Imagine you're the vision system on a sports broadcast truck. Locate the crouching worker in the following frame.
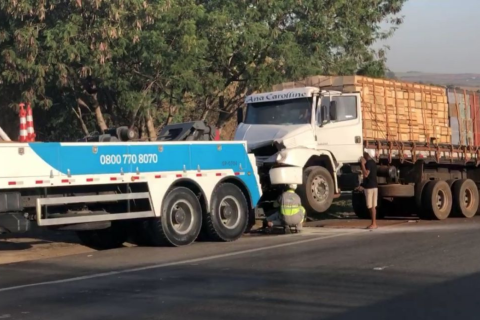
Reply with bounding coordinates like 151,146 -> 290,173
266,184 -> 305,233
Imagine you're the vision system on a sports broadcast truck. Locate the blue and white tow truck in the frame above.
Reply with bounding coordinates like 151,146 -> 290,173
0,124 -> 267,248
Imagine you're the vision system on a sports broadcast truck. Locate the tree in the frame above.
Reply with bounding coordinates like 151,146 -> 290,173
191,0 -> 407,128
0,0 -> 169,138
0,0 -> 407,140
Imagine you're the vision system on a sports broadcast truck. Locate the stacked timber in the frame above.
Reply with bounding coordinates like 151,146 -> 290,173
472,92 -> 480,146
272,76 -> 451,144
447,89 -> 480,147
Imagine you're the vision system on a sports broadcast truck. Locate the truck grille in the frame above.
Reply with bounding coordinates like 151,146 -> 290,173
252,144 -> 278,157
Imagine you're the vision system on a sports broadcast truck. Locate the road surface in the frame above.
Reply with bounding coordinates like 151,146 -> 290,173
0,218 -> 480,319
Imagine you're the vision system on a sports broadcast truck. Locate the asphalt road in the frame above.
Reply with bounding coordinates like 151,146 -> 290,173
1,219 -> 480,320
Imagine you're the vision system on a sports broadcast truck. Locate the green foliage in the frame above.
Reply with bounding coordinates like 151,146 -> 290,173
0,0 -> 407,141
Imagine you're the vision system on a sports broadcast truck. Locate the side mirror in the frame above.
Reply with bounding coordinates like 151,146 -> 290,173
329,100 -> 337,121
237,107 -> 244,125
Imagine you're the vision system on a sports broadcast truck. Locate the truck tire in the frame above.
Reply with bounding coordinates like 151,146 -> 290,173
414,181 -> 430,218
76,222 -> 128,249
352,190 -> 370,219
446,179 -> 458,188
376,198 -> 392,219
422,180 -> 453,220
298,166 -> 334,215
415,181 -> 430,208
452,179 -> 479,218
128,219 -> 153,246
147,187 -> 202,247
203,183 -> 248,242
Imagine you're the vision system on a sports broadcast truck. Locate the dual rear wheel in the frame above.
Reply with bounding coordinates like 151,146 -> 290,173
419,179 -> 479,220
146,183 -> 248,247
352,179 -> 479,221
77,183 -> 249,249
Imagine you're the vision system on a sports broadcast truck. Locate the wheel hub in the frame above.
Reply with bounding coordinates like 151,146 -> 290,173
436,190 -> 446,210
219,196 -> 241,229
170,200 -> 194,235
311,176 -> 329,203
464,189 -> 473,209
221,206 -> 233,219
173,208 -> 186,224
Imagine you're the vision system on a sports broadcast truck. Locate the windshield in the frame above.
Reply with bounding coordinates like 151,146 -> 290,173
244,98 -> 312,125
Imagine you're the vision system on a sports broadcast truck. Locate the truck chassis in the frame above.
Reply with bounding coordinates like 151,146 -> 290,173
351,140 -> 480,220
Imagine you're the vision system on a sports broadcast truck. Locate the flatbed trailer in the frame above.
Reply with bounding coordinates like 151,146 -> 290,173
0,140 -> 262,248
348,139 -> 480,220
236,80 -> 480,222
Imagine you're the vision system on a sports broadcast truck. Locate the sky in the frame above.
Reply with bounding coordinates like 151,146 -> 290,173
379,0 -> 480,74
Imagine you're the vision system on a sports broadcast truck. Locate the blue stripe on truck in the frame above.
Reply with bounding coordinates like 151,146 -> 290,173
29,142 -> 261,206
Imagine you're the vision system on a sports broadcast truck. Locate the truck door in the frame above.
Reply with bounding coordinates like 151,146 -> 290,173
316,93 -> 363,163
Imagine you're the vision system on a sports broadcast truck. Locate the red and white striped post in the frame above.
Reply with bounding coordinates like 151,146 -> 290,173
26,103 -> 36,142
18,103 -> 27,142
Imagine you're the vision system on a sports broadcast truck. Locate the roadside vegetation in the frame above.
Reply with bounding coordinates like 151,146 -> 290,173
0,0 -> 406,141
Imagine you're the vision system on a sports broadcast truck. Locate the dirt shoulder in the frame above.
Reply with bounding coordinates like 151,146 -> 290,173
0,227 -> 95,265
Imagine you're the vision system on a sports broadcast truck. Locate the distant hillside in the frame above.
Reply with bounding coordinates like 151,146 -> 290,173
393,71 -> 480,90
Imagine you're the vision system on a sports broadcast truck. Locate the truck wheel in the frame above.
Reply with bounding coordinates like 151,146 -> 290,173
352,190 -> 370,219
76,222 -> 128,250
446,179 -> 458,188
376,198 -> 393,219
452,179 -> 479,218
147,187 -> 202,247
128,219 -> 153,246
422,181 -> 453,220
203,183 -> 248,242
414,181 -> 430,219
298,166 -> 334,214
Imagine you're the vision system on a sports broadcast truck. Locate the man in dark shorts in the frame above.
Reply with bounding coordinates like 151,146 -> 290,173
358,149 -> 378,229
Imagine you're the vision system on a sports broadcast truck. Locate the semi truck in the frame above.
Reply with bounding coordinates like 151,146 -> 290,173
235,77 -> 480,221
0,123 -> 266,248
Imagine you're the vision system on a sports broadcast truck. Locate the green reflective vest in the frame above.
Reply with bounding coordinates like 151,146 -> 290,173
279,190 -> 303,216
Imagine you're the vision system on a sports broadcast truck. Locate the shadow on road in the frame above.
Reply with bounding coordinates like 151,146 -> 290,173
0,240 -> 33,251
0,225 -> 81,248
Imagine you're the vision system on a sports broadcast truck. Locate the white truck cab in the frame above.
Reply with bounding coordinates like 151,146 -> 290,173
235,86 -> 363,215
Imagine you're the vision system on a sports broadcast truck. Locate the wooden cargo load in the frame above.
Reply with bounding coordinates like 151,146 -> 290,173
472,92 -> 480,146
447,89 -> 480,147
272,75 -> 451,144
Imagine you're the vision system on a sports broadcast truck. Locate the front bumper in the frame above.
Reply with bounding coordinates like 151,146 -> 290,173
269,166 -> 303,185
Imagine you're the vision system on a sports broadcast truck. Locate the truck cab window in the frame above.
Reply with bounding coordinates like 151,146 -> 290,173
320,96 -> 357,123
244,98 -> 313,125
333,96 -> 357,122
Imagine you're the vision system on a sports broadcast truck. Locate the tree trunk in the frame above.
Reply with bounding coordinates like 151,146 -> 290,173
138,116 -> 147,140
77,113 -> 90,136
146,111 -> 157,141
94,106 -> 108,133
89,93 -> 108,133
165,105 -> 177,126
201,108 -> 210,121
72,106 -> 90,136
216,109 -> 234,129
